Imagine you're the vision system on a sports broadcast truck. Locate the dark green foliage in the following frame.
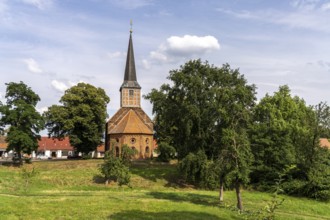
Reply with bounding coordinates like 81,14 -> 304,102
301,147 -> 330,201
145,59 -> 256,160
250,86 -> 330,201
99,151 -> 130,186
155,142 -> 176,162
146,60 -> 256,210
44,83 -> 110,155
178,151 -> 220,189
121,144 -> 138,165
0,81 -> 44,165
179,151 -> 208,186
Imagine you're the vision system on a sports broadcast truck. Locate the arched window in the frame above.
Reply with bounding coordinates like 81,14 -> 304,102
115,146 -> 119,157
146,138 -> 149,144
145,146 -> 150,154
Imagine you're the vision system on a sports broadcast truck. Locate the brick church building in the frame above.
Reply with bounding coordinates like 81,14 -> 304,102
105,29 -> 154,158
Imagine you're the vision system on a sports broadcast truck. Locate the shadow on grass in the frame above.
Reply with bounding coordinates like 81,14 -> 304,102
130,161 -> 185,188
109,210 -> 228,220
147,191 -> 219,206
93,174 -> 106,184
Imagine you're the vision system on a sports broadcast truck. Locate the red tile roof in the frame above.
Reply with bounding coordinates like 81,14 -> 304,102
320,138 -> 330,149
38,137 -> 74,151
109,109 -> 153,134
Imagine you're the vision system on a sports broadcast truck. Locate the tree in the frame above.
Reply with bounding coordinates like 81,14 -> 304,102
146,60 -> 256,210
145,60 -> 256,160
250,86 -> 314,184
250,86 -> 330,201
44,83 -> 110,155
0,81 -> 44,165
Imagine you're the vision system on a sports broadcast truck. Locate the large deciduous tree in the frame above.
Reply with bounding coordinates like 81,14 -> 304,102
145,59 -> 256,159
145,60 -> 256,210
44,83 -> 110,155
250,86 -> 330,201
0,81 -> 44,165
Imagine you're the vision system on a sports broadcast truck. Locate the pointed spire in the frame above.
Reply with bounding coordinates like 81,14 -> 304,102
121,21 -> 141,89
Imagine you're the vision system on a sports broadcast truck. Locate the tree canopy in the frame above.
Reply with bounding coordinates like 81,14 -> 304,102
0,81 -> 44,165
44,82 -> 110,155
145,59 -> 256,160
250,86 -> 330,201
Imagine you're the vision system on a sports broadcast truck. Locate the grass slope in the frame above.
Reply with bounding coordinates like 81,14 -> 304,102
0,160 -> 329,220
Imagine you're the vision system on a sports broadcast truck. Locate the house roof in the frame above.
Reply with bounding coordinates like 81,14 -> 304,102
109,109 -> 153,134
320,138 -> 330,149
0,136 -> 7,150
38,137 -> 74,151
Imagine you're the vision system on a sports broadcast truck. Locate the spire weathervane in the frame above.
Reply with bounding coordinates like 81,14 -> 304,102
130,19 -> 133,34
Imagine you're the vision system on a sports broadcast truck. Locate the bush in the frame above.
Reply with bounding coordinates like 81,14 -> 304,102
99,152 -> 130,186
281,179 -> 305,195
178,150 -> 219,189
155,142 -> 176,162
121,144 -> 138,165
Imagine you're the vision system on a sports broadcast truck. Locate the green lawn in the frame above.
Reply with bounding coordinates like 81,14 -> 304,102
0,160 -> 329,220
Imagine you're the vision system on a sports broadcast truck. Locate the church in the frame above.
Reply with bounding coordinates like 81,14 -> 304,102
105,29 -> 154,159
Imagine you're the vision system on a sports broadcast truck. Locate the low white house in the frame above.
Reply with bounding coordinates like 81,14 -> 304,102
37,137 -> 74,158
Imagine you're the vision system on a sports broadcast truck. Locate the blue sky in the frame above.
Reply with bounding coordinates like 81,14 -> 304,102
1,0 -> 330,121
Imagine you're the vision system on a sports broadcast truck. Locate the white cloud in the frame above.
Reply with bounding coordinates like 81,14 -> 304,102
50,80 -> 85,93
107,51 -> 123,59
110,0 -> 153,9
149,35 -> 220,62
217,3 -> 330,33
165,35 -> 220,56
51,80 -> 68,93
23,58 -> 43,74
150,51 -> 167,61
290,0 -> 319,11
216,8 -> 258,19
321,2 -> 330,10
142,59 -> 151,69
0,0 -> 8,14
37,106 -> 48,113
21,0 -> 53,10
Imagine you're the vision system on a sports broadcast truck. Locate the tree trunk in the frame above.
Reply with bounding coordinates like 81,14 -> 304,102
18,151 -> 23,166
235,178 -> 243,211
219,177 -> 224,202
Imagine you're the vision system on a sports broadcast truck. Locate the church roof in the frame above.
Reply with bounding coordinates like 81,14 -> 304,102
121,32 -> 141,89
320,138 -> 330,149
109,109 -> 153,134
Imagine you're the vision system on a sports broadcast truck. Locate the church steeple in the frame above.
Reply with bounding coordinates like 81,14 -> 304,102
121,24 -> 141,90
120,25 -> 141,108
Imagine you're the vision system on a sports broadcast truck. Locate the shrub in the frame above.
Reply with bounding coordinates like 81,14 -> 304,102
155,142 -> 176,162
178,150 -> 219,189
99,152 -> 130,186
121,144 -> 138,165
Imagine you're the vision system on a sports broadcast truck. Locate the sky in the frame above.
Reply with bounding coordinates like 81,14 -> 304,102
1,0 -> 330,123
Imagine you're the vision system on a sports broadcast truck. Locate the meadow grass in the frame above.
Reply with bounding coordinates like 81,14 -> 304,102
0,159 -> 329,220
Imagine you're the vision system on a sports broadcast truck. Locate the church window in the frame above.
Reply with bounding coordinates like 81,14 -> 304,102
115,147 -> 119,157
146,138 -> 149,144
131,138 -> 136,144
145,146 -> 150,153
129,90 -> 134,96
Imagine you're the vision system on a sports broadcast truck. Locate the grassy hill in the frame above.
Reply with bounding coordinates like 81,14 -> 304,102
0,160 -> 329,220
